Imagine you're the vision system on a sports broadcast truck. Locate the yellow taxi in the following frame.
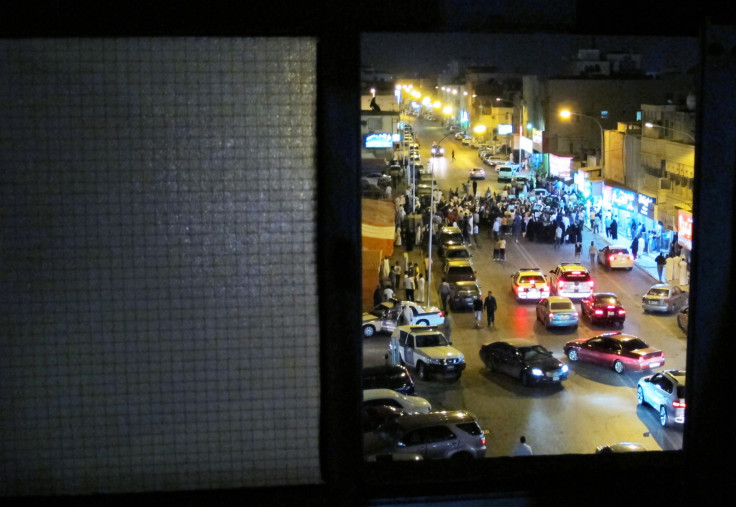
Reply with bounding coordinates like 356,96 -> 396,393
511,268 -> 550,302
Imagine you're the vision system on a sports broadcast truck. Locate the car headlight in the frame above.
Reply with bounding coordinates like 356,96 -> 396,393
530,368 -> 543,377
561,364 -> 569,373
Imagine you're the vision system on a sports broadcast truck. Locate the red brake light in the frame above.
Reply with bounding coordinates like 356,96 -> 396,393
558,282 -> 564,289
588,280 -> 595,288
618,309 -> 626,315
608,255 -> 614,262
673,400 -> 686,409
594,309 -> 604,316
438,311 -> 444,317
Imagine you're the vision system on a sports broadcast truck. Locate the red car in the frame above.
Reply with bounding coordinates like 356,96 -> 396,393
580,293 -> 626,327
564,333 -> 665,374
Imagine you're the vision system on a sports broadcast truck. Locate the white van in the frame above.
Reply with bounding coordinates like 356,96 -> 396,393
497,165 -> 518,182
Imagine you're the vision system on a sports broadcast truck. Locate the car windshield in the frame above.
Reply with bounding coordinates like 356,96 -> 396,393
550,302 -> 573,311
443,234 -> 464,244
368,305 -> 390,317
449,250 -> 470,258
621,338 -> 649,351
562,272 -> 590,281
416,333 -> 448,348
610,249 -> 628,255
647,287 -> 670,296
521,345 -> 552,360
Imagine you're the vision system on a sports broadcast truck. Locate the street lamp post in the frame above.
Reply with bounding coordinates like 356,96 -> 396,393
644,122 -> 695,142
559,109 -> 605,169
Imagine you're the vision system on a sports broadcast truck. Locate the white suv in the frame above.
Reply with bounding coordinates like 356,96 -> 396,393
548,263 -> 595,299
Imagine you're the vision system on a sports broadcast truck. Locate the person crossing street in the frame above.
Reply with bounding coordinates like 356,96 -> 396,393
483,290 -> 497,327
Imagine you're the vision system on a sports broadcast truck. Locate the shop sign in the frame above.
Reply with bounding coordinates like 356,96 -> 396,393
637,193 -> 656,218
611,187 -> 636,212
365,132 -> 394,149
678,210 -> 693,250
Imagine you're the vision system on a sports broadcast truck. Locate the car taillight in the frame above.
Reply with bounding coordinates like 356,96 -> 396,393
608,255 -> 614,262
618,309 -> 626,315
558,282 -> 564,290
480,435 -> 487,445
438,311 -> 444,317
594,309 -> 604,316
588,280 -> 595,288
518,287 -> 526,292
673,400 -> 686,409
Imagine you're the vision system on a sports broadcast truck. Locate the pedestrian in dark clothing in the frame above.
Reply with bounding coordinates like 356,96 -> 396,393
610,218 -> 618,240
473,295 -> 484,328
373,285 -> 382,307
655,251 -> 667,281
631,235 -> 639,260
451,150 -> 455,161
472,180 -> 478,196
439,279 -> 451,313
483,290 -> 497,327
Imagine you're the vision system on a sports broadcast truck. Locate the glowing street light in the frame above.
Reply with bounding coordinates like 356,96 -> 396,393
559,109 -> 605,169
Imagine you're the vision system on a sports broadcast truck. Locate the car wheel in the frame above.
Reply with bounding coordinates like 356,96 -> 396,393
362,325 -> 375,338
417,319 -> 429,326
659,405 -> 669,427
571,324 -> 578,331
417,362 -> 428,381
627,267 -> 633,271
613,360 -> 625,374
637,386 -> 645,405
567,349 -> 579,361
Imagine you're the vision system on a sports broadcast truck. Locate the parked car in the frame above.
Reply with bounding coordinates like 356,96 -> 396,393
361,172 -> 391,189
389,325 -> 466,381
479,339 -> 569,386
677,306 -> 689,333
642,284 -> 689,313
437,225 -> 465,255
443,259 -> 477,285
549,263 -> 595,300
469,167 -> 486,179
597,246 -> 635,270
510,268 -> 550,302
364,410 -> 487,461
448,280 -> 482,311
564,332 -> 665,374
363,388 -> 431,414
441,244 -> 472,268
637,369 -> 687,427
595,442 -> 647,454
362,364 -> 415,395
536,296 -> 579,330
580,293 -> 626,327
361,404 -> 407,433
362,300 -> 445,337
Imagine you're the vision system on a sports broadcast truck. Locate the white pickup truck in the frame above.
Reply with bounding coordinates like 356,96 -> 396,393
362,300 -> 445,338
388,325 -> 466,381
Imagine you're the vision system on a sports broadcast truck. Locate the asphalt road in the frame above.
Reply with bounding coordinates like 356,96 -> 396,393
363,116 -> 686,457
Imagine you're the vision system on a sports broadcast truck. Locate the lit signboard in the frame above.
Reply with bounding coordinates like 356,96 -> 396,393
610,187 -> 636,212
520,136 -> 533,153
678,210 -> 693,250
637,193 -> 656,218
497,124 -> 513,135
532,129 -> 543,145
365,132 -> 394,149
549,154 -> 573,179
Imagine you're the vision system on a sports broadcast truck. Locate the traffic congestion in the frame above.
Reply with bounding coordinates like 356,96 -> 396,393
361,115 -> 688,460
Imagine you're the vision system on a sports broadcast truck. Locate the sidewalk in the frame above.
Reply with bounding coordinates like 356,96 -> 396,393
586,227 -> 689,292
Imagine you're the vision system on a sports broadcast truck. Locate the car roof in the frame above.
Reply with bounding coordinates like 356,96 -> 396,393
396,324 -> 444,335
446,258 -> 473,265
556,263 -> 588,272
490,338 -> 539,348
661,369 -> 687,384
453,280 -> 479,287
363,388 -> 403,401
388,410 -> 477,430
515,268 -> 543,274
592,292 -> 618,298
440,226 -> 462,233
592,332 -> 639,342
546,296 -> 574,304
444,245 -> 470,251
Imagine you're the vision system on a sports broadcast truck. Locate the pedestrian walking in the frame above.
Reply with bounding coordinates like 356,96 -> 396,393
391,261 -> 401,289
472,295 -> 484,328
574,241 -> 582,259
439,279 -> 451,313
383,286 -> 394,302
678,256 -> 689,286
451,150 -> 455,161
493,238 -> 501,261
483,290 -> 497,327
442,312 -> 453,342
610,217 -> 618,240
473,223 -> 480,246
403,274 -> 415,301
665,254 -> 676,282
655,251 -> 667,281
554,223 -> 563,249
472,179 -> 478,196
511,436 -> 533,456
498,237 -> 507,261
630,235 -> 639,260
588,241 -> 597,267
605,214 -> 612,238
415,273 -> 425,303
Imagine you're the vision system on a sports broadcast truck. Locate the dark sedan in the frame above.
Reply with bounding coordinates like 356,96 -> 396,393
449,281 -> 482,311
580,293 -> 626,327
564,333 -> 665,374
479,339 -> 569,386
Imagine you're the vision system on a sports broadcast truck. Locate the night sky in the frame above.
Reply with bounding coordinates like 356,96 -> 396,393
361,33 -> 699,77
